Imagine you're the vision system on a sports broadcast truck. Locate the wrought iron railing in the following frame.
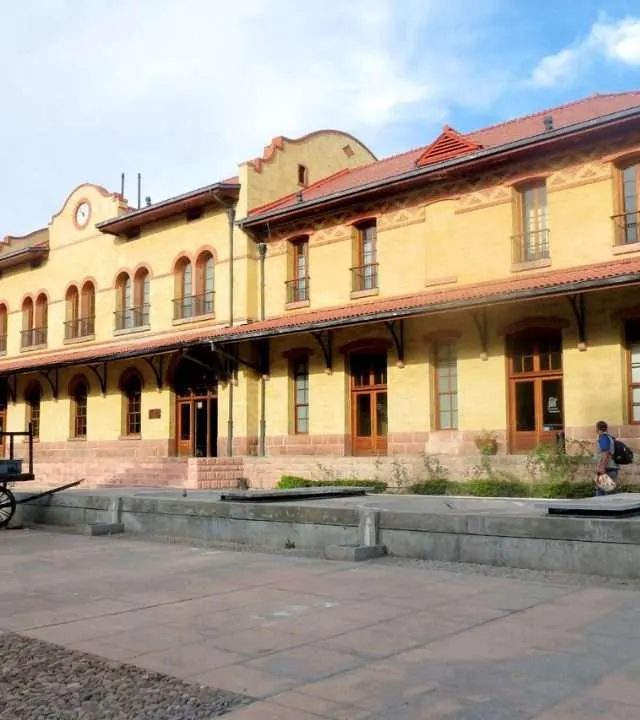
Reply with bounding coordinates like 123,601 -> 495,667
285,277 -> 310,304
351,263 -> 378,292
172,292 -> 215,321
512,228 -> 550,264
20,327 -> 47,349
0,335 -> 6,354
64,316 -> 95,340
114,305 -> 150,331
613,211 -> 640,246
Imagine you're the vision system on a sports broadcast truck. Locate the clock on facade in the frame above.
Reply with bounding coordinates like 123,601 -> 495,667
74,201 -> 91,228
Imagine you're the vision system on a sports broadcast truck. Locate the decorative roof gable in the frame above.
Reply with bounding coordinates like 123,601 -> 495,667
416,125 -> 483,167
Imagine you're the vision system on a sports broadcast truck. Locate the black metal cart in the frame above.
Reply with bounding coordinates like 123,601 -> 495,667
0,424 -> 82,528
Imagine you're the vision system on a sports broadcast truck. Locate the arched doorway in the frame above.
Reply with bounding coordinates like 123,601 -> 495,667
508,329 -> 564,452
171,346 -> 221,457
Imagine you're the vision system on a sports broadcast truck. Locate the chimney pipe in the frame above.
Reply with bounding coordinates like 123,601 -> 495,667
137,173 -> 142,209
120,172 -> 125,198
543,114 -> 553,131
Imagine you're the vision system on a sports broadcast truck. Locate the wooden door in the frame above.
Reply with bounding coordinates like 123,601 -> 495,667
508,331 -> 564,452
350,353 -> 388,455
176,399 -> 193,457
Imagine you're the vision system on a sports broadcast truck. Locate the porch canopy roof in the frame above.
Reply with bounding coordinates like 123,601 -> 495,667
1,254 -> 640,380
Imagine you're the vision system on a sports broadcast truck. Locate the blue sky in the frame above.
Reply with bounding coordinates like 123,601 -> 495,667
1,0 -> 639,236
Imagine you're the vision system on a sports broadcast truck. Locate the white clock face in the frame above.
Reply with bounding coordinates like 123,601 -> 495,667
75,201 -> 90,228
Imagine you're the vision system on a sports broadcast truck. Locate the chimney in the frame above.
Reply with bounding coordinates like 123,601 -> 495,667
543,114 -> 553,131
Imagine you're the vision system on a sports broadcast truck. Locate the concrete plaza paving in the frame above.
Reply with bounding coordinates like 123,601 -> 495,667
2,530 -> 640,718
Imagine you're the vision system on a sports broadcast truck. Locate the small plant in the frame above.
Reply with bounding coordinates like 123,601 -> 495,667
474,430 -> 498,455
409,478 -> 457,495
422,453 -> 449,481
390,456 -> 410,488
284,538 -> 296,549
278,475 -> 312,489
527,440 -> 591,484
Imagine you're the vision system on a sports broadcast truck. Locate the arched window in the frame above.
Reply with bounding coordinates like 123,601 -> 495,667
196,251 -> 215,315
0,303 -> 7,354
120,369 -> 142,436
21,297 -> 34,349
174,257 -> 193,320
115,272 -> 132,330
134,268 -> 150,327
69,376 -> 88,439
24,380 -> 41,439
81,281 -> 96,336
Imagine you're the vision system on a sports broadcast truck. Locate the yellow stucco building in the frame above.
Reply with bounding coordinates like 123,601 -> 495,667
3,92 -> 640,488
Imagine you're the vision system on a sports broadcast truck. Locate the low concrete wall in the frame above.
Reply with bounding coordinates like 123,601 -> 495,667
17,491 -> 640,578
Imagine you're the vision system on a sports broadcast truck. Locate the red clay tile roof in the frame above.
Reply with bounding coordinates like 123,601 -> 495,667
2,256 -> 640,374
248,91 -> 640,217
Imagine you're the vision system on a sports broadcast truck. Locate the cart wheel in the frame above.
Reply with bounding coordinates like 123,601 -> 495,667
0,487 -> 16,529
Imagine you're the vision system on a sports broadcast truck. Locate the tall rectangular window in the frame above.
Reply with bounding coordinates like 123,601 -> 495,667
514,182 -> 549,263
352,221 -> 378,291
292,357 -> 309,434
286,237 -> 309,303
627,320 -> 640,423
435,343 -> 458,430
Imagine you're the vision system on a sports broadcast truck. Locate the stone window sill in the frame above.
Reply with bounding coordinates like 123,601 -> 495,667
113,325 -> 150,337
285,300 -> 310,310
20,343 -> 47,353
67,436 -> 87,442
118,434 -> 142,441
511,258 -> 551,273
612,242 -> 640,256
172,313 -> 216,327
350,288 -> 379,300
64,335 -> 96,346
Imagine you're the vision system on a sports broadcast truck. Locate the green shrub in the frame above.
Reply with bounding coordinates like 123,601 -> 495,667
533,481 -> 594,499
278,475 -> 313,489
277,476 -> 387,493
408,479 -> 456,495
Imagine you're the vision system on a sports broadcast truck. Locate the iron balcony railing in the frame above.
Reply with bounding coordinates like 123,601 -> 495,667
512,228 -> 550,264
351,263 -> 379,292
0,335 -> 5,354
172,292 -> 215,321
21,326 -> 47,349
64,316 -> 95,340
114,304 -> 150,331
285,277 -> 310,304
613,211 -> 640,246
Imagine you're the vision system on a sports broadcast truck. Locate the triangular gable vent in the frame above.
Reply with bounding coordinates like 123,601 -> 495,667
416,126 -> 483,167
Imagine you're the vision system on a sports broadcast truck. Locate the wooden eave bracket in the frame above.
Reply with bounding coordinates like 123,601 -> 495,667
384,320 -> 405,367
311,330 -> 333,374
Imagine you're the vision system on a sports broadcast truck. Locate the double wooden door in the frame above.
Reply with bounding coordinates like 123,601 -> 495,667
350,352 -> 388,455
508,331 -> 564,452
176,392 -> 218,457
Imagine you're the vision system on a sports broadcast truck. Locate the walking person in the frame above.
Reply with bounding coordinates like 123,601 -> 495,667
595,420 -> 618,496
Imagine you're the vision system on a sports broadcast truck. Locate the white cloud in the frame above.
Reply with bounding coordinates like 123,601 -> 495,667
528,15 -> 640,87
0,0 -> 511,233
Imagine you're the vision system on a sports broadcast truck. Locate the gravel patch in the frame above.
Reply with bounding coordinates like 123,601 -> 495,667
0,634 -> 252,719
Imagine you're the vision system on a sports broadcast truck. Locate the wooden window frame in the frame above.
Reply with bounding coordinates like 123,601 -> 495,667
0,304 -> 7,353
286,237 -> 309,304
512,181 -> 549,264
291,356 -> 310,434
434,342 -> 458,431
626,319 -> 640,424
24,381 -> 41,440
120,370 -> 143,437
351,220 -> 378,293
297,164 -> 309,187
614,160 -> 640,246
69,376 -> 88,439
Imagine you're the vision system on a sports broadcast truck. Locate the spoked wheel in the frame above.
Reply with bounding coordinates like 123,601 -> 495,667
0,487 -> 16,528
